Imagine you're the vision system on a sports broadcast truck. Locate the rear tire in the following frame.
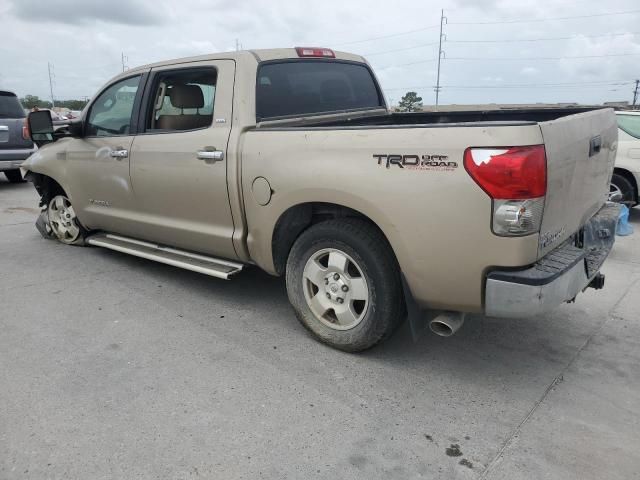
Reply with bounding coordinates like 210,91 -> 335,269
609,173 -> 636,206
4,169 -> 25,183
285,218 -> 405,352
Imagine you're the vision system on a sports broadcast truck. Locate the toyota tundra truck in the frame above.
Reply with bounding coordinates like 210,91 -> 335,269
21,47 -> 619,352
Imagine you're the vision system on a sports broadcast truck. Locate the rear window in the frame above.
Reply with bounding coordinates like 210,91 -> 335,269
256,60 -> 383,121
0,92 -> 25,118
617,114 -> 640,139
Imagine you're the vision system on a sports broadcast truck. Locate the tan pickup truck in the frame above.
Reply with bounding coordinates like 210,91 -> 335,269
22,47 -> 619,351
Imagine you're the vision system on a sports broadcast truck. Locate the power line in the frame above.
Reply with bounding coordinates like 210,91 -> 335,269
361,41 -> 439,57
448,9 -> 640,25
330,9 -> 639,49
331,24 -> 440,47
361,31 -> 640,60
376,58 -> 439,69
447,31 -> 640,44
378,52 -> 640,68
383,80 -> 634,91
446,53 -> 640,61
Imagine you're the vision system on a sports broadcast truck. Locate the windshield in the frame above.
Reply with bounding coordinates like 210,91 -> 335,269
256,60 -> 383,121
617,113 -> 640,139
0,92 -> 26,118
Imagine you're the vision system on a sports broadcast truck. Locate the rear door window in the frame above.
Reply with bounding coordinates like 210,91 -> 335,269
146,68 -> 216,132
256,60 -> 383,121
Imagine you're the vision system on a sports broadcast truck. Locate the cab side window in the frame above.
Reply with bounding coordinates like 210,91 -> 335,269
147,68 -> 216,132
86,76 -> 141,136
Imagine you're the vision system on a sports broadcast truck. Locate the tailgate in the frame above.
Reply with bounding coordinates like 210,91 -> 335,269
0,118 -> 32,149
538,108 -> 617,257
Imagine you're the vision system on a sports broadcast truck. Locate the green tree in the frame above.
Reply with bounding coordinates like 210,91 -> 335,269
397,91 -> 423,112
20,95 -> 52,109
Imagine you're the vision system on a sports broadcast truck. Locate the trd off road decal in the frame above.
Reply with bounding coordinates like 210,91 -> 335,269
373,154 -> 458,171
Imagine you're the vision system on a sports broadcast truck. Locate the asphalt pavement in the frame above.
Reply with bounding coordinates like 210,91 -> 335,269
1,177 -> 639,480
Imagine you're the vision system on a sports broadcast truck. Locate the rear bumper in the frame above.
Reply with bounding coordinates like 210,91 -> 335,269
485,202 -> 620,318
0,147 -> 36,171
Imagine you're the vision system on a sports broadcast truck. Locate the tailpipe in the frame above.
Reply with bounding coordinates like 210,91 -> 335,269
429,311 -> 465,337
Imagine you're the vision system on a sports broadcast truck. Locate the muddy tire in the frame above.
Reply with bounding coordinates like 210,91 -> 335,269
285,218 -> 405,352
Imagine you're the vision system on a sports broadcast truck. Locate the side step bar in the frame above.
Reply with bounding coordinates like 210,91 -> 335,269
86,233 -> 244,280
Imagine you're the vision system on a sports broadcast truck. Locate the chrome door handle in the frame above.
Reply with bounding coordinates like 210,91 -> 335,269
110,149 -> 128,159
197,150 -> 224,161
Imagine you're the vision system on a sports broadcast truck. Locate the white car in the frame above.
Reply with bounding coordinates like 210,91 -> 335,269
612,110 -> 640,206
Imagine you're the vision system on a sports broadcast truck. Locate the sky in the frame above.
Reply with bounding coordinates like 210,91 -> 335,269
0,0 -> 639,106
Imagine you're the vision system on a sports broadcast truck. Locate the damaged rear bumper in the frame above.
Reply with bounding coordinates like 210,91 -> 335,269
484,202 -> 619,318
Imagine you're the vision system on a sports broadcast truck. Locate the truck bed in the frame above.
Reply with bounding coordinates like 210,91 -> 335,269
295,107 -> 608,129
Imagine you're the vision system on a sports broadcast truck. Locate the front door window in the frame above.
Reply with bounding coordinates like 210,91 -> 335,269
86,76 -> 141,136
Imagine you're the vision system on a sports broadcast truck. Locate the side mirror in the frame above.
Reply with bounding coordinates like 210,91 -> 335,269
27,110 -> 54,144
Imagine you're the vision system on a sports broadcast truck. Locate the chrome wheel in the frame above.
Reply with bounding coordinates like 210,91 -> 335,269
48,195 -> 81,244
609,182 -> 623,203
302,248 -> 369,330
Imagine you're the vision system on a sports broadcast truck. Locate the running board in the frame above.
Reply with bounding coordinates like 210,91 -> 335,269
86,233 -> 244,280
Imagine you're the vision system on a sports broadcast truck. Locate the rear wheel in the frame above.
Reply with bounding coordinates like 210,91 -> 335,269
47,194 -> 87,245
609,173 -> 636,206
4,169 -> 25,183
285,219 -> 405,352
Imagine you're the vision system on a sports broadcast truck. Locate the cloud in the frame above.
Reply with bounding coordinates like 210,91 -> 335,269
8,0 -> 166,26
520,66 -> 538,76
1,0 -> 639,105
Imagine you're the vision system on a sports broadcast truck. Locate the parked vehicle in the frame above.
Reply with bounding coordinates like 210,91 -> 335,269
0,91 -> 36,183
21,48 -> 619,351
610,110 -> 640,206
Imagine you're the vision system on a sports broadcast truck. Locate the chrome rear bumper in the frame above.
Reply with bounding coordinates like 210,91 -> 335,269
485,202 -> 620,318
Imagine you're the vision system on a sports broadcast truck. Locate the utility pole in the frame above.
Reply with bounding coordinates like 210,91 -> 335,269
121,52 -> 128,72
633,79 -> 639,109
235,39 -> 241,51
47,62 -> 55,108
434,9 -> 447,111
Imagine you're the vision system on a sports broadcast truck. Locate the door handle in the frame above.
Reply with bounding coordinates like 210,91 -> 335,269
589,136 -> 602,157
110,148 -> 128,159
197,150 -> 224,161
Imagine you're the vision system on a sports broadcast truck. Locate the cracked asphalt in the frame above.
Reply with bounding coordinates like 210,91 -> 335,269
1,177 -> 639,479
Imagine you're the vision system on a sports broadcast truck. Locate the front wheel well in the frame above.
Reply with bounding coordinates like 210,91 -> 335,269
613,168 -> 638,204
24,172 -> 66,207
271,202 -> 395,276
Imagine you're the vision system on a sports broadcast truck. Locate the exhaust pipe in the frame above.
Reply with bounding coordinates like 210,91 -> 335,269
429,311 -> 465,337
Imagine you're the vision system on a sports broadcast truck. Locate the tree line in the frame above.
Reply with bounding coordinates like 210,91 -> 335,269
20,95 -> 89,111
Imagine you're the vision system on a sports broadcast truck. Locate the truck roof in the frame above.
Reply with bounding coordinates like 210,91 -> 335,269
126,48 -> 366,76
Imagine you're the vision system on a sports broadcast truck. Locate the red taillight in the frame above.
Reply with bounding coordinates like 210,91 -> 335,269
295,47 -> 335,58
22,118 -> 30,140
463,145 -> 547,200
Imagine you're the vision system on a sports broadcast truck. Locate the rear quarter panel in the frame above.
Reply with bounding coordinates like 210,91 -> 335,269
241,124 -> 543,312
